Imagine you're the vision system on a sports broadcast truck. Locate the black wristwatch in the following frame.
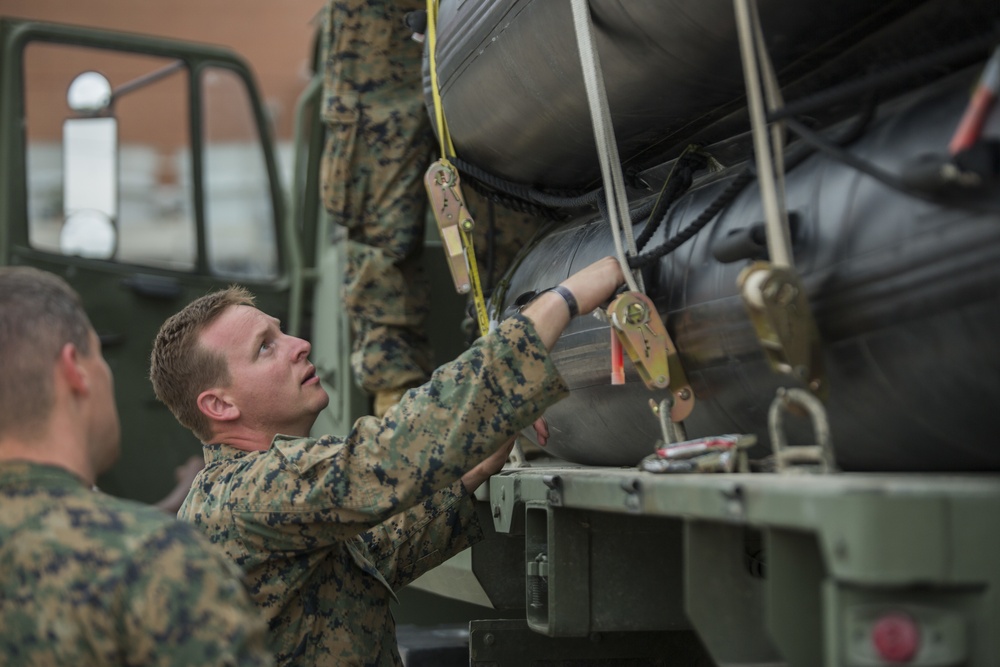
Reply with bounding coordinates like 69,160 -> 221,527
509,285 -> 579,319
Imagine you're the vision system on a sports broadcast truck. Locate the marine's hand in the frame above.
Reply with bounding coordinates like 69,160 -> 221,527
560,256 -> 626,315
522,256 -> 626,349
532,416 -> 550,447
461,434 -> 518,494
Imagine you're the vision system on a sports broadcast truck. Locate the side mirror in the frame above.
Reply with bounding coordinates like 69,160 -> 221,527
60,209 -> 116,259
62,72 -> 117,259
67,70 -> 112,114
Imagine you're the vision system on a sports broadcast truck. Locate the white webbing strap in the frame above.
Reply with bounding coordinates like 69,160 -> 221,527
570,0 -> 642,293
734,0 -> 794,268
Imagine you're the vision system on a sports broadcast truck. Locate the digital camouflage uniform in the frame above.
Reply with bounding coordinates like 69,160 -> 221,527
320,0 -> 541,396
178,314 -> 567,666
0,461 -> 271,667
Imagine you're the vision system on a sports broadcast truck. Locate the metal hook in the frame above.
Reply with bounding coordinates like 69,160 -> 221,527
767,387 -> 836,474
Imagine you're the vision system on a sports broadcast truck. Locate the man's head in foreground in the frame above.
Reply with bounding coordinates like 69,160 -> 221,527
0,267 -> 120,483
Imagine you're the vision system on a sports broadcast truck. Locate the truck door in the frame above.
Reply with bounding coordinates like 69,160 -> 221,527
0,20 -> 299,503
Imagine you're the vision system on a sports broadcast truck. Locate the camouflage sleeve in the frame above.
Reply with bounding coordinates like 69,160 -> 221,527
118,521 -> 273,667
266,314 -> 567,540
360,480 -> 483,590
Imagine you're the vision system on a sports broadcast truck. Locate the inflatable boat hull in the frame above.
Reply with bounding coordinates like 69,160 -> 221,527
429,0 -> 996,189
495,68 -> 1000,472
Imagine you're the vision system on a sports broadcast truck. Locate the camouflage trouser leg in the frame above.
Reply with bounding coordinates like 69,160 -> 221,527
320,0 -> 434,395
320,0 -> 546,391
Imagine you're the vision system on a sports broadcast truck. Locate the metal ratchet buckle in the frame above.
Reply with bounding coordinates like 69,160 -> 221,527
738,261 -> 826,398
607,290 -> 695,422
424,159 -> 474,294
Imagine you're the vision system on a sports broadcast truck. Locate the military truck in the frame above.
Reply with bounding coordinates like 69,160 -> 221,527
3,0 -> 1000,664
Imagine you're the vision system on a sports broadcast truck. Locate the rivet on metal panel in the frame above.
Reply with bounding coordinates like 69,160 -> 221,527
722,484 -> 745,518
543,474 -> 562,506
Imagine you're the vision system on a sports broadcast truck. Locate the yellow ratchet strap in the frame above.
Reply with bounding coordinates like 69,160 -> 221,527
425,0 -> 490,337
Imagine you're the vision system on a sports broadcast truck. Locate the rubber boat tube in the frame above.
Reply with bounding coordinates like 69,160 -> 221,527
494,67 -> 1000,472
428,0 -> 978,189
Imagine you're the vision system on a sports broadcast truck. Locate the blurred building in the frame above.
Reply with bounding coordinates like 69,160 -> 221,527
2,0 -> 324,275
0,0 -> 323,143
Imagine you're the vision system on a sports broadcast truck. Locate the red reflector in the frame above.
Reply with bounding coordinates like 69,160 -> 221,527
872,612 -> 920,663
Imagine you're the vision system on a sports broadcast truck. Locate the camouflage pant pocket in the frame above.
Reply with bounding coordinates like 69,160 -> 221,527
320,99 -> 360,227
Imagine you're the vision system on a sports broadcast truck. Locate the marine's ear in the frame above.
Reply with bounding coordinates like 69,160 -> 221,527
196,389 -> 240,423
58,343 -> 89,395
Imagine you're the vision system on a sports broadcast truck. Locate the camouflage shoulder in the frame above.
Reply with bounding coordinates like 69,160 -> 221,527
113,507 -> 273,666
271,433 -> 347,473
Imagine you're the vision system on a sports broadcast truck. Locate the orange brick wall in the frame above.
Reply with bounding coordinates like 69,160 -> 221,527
0,0 -> 324,141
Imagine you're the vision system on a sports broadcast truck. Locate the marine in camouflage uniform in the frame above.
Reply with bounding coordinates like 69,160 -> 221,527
177,313 -> 567,666
0,266 -> 271,667
0,462 -> 271,667
319,0 -> 540,407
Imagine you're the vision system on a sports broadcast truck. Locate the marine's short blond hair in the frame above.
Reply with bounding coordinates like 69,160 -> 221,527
150,286 -> 255,443
0,267 -> 92,440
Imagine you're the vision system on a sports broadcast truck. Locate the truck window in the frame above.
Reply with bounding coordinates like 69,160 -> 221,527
201,67 -> 278,280
23,43 -> 279,279
24,43 -> 196,270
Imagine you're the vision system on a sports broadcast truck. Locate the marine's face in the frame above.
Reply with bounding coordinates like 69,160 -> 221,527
199,305 -> 329,437
82,329 -> 121,474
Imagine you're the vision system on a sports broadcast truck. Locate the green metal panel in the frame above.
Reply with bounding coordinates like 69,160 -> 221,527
765,529 -> 827,666
685,521 -> 781,664
484,468 -> 1000,665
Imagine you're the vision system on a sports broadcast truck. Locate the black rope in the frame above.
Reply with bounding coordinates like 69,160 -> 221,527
462,176 -> 563,221
449,155 -> 602,209
626,98 -> 881,270
635,152 -> 708,252
631,197 -> 656,226
635,175 -> 686,252
628,170 -> 755,269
